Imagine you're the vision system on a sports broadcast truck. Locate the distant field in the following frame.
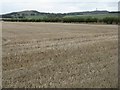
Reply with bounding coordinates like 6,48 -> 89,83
25,13 -> 118,19
26,15 -> 47,19
2,22 -> 118,88
64,13 -> 118,19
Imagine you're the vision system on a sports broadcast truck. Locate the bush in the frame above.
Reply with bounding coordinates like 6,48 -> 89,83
102,17 -> 119,24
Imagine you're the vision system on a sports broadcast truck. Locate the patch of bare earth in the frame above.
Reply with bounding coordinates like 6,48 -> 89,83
2,22 -> 118,88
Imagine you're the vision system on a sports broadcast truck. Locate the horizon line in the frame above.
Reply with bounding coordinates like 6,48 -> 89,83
0,9 -> 119,15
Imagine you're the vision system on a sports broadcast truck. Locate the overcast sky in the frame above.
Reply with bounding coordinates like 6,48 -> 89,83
0,0 -> 119,14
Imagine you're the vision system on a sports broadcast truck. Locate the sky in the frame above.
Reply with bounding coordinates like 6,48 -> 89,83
0,0 -> 119,14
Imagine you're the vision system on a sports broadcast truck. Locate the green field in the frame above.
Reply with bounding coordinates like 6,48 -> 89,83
26,15 -> 47,19
24,13 -> 118,19
63,13 -> 118,19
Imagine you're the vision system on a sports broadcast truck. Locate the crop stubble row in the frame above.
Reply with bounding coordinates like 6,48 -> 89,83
2,22 -> 118,88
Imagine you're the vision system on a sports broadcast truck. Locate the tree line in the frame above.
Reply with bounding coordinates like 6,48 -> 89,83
2,16 -> 120,24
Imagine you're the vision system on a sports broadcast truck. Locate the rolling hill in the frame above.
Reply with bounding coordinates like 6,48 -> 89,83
1,10 -> 119,24
1,10 -> 118,19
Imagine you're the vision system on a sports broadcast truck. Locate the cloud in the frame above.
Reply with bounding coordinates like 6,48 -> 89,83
1,0 -> 119,3
0,0 -> 119,14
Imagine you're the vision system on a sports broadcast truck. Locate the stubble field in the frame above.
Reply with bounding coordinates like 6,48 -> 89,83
2,22 -> 118,88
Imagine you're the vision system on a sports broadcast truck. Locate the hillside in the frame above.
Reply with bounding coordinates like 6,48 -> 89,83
66,10 -> 109,15
1,10 -> 119,24
1,10 -> 49,18
1,10 -> 117,19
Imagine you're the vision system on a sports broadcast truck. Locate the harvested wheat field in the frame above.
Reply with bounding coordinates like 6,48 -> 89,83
2,22 -> 118,88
